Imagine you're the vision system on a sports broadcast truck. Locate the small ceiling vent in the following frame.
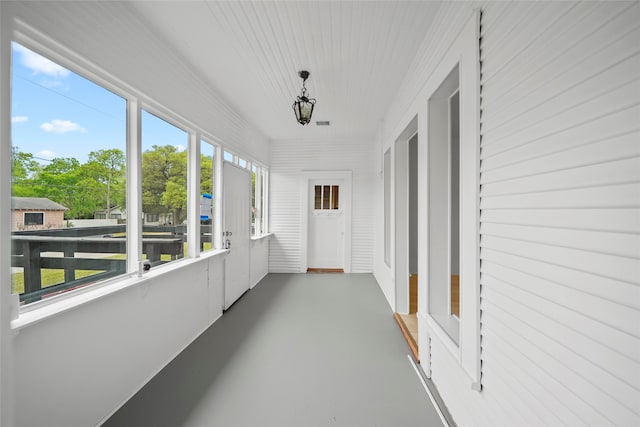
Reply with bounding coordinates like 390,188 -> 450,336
316,120 -> 330,126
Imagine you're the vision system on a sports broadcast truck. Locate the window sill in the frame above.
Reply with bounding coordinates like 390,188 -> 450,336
11,249 -> 228,332
251,232 -> 273,241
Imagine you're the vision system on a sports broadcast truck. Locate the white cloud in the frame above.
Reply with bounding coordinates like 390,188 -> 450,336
40,119 -> 86,134
175,144 -> 186,152
11,116 -> 28,123
14,44 -> 70,78
37,150 -> 56,160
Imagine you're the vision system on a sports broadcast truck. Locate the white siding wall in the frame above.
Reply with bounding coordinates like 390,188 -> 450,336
269,139 -> 376,273
377,1 -> 640,426
476,2 -> 640,425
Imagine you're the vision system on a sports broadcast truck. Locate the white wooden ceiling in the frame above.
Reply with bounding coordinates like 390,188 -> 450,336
127,1 -> 441,141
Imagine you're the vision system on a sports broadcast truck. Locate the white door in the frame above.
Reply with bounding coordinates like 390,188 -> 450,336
308,180 -> 344,270
223,162 -> 251,309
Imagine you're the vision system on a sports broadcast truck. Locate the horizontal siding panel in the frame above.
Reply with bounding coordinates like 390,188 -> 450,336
482,76 -> 640,149
481,321 -> 610,426
481,222 -> 640,259
481,247 -> 640,311
482,268 -> 640,377
481,107 -> 640,168
480,156 -> 640,196
481,132 -> 640,184
483,3 -> 639,113
481,234 -> 639,285
481,345 -> 573,426
481,2 -> 575,81
479,1 -> 540,60
481,258 -> 640,338
481,208 -> 640,233
480,355 -> 555,426
480,182 -> 640,210
482,310 -> 637,426
483,49 -> 640,137
481,1 -> 621,86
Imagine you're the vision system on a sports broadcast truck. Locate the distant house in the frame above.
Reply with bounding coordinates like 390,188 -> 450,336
94,206 -> 126,221
11,197 -> 68,231
143,211 -> 173,226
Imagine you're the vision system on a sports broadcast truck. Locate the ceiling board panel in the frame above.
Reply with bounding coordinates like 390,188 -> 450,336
127,1 -> 441,141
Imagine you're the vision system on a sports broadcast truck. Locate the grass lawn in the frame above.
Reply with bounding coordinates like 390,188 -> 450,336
12,269 -> 107,295
12,243 -> 212,296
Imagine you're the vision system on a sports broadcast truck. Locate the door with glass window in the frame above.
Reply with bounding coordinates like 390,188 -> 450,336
308,180 -> 344,270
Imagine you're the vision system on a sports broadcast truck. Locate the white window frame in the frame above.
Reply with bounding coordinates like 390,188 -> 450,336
5,25 -> 269,321
421,10 -> 481,389
250,163 -> 269,237
198,138 -> 218,253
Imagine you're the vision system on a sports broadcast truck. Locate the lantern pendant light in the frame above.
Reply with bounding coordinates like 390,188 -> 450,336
292,70 -> 316,125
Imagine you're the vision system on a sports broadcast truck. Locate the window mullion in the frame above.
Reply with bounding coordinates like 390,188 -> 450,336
187,132 -> 199,258
264,168 -> 269,233
126,98 -> 142,274
255,168 -> 262,235
214,145 -> 223,249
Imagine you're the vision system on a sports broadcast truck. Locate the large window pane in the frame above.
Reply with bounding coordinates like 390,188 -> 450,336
200,140 -> 215,252
141,110 -> 188,265
251,165 -> 267,236
10,42 -> 127,304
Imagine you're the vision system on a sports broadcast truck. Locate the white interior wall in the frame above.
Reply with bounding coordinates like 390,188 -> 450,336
1,2 -> 272,426
269,138 -> 376,274
375,1 -> 640,426
250,236 -> 270,288
14,256 -> 225,427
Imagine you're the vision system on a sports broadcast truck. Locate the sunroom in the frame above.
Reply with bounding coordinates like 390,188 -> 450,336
1,1 -> 638,426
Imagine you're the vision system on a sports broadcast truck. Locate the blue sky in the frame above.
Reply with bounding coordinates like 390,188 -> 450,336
11,42 -> 186,165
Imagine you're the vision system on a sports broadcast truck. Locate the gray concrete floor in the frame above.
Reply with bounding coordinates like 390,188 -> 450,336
104,273 -> 443,427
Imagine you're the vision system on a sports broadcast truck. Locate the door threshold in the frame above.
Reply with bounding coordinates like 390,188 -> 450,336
307,268 -> 344,273
394,312 -> 419,363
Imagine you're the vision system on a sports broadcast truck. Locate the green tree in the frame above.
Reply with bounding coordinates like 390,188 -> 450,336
39,158 -> 79,214
84,149 -> 126,218
142,145 -> 187,224
200,154 -> 213,195
11,147 -> 41,197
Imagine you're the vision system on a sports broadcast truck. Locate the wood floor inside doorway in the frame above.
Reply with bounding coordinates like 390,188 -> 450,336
394,274 -> 460,363
394,312 -> 419,362
394,274 -> 419,362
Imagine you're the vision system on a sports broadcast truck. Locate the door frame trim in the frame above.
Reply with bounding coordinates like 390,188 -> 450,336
394,119 -> 418,315
299,170 -> 352,273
